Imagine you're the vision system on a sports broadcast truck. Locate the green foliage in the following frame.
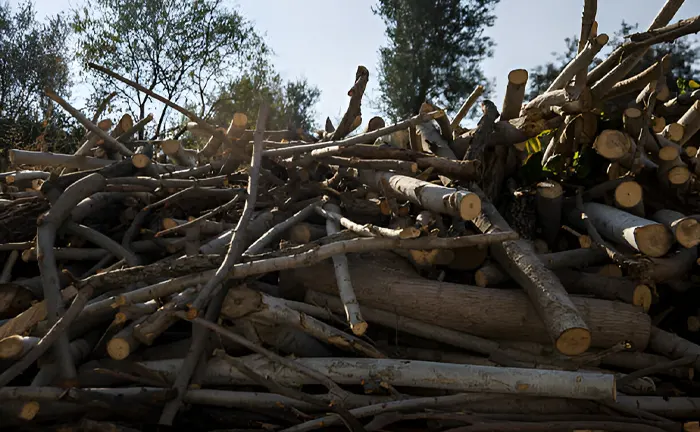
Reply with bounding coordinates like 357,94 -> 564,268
372,0 -> 499,122
206,60 -> 321,133
72,0 -> 268,139
676,77 -> 700,95
0,1 -> 77,155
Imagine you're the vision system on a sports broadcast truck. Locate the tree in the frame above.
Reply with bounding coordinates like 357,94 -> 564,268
0,1 -> 79,159
207,60 -> 321,132
72,0 -> 268,139
526,21 -> 700,100
372,0 -> 499,122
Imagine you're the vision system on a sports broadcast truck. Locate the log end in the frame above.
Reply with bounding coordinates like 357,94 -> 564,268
351,321 -> 369,336
474,269 -> 488,287
633,285 -> 652,313
555,327 -> 592,356
595,33 -> 609,45
666,123 -> 685,142
675,218 -> 700,248
668,166 -> 690,186
659,146 -> 680,161
536,181 -> 563,199
131,154 -> 152,169
399,227 -> 422,239
458,192 -> 482,221
614,181 -> 643,209
160,140 -> 182,155
106,338 -> 132,360
0,335 -> 24,359
635,224 -> 673,258
686,146 -> 697,158
508,69 -> 529,85
162,218 -> 180,231
232,112 -> 248,128
651,116 -> 666,134
18,401 -> 40,421
593,130 -> 631,160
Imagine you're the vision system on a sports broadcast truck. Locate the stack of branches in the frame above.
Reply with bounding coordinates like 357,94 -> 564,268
2,2 -> 700,431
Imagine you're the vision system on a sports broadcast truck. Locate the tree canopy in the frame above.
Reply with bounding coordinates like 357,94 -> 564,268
373,0 -> 499,121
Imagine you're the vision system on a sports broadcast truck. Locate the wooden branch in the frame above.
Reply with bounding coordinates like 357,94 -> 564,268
677,100 -> 700,146
328,66 -> 369,141
548,34 -> 608,92
244,199 -> 324,255
0,335 -> 39,360
160,140 -> 196,167
649,326 -> 700,370
45,89 -> 133,157
501,70 -> 528,121
87,62 -> 231,149
284,254 -> 650,350
359,170 -> 480,220
321,203 -> 366,336
64,222 -> 139,266
554,269 -> 652,311
188,101 -> 269,319
572,202 -> 672,257
573,0 -> 598,90
0,250 -> 19,283
117,113 -> 154,143
263,111 -> 443,157
536,181 -> 563,248
651,210 -> 700,248
154,193 -> 242,238
132,289 -> 196,346
10,150 -> 115,170
315,205 -> 419,239
451,85 -> 485,130
0,286 -> 92,386
604,55 -> 669,101
470,185 -> 591,355
320,155 -> 417,174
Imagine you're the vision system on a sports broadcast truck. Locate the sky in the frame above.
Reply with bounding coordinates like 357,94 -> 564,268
11,0 -> 700,128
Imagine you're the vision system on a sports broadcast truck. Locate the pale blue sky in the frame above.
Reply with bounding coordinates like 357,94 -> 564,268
11,0 -> 700,127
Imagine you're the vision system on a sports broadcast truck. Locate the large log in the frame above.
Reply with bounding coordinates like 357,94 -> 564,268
358,170 -> 481,220
471,188 -> 591,355
280,254 -> 651,350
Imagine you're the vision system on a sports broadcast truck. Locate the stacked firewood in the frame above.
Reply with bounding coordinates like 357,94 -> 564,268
2,2 -> 700,431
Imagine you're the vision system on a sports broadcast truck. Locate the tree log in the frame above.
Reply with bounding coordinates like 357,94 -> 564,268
678,100 -> 700,146
161,140 -> 196,167
547,34 -> 608,93
553,269 -> 652,311
451,85 -> 484,130
652,209 -> 700,248
358,170 -> 480,220
501,69 -> 529,121
10,150 -> 115,170
536,181 -> 563,248
569,202 -> 672,257
281,255 -> 651,350
471,187 -> 591,355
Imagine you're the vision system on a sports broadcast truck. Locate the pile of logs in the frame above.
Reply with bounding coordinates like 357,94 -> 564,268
3,1 -> 700,431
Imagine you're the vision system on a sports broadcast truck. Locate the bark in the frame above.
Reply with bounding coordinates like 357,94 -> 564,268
471,186 -> 591,355
649,326 -> 700,370
36,173 -> 105,383
319,156 -> 417,174
162,217 -> 234,236
451,85 -> 485,131
327,66 -> 368,141
501,69 -> 529,121
287,222 -> 328,244
652,209 -> 700,248
359,170 -> 480,220
0,287 -> 77,339
244,199 -> 323,255
602,351 -> 693,379
146,355 -> 616,401
264,110 -> 442,158
570,202 -> 672,257
605,55 -> 671,101
304,290 -> 499,355
133,288 -> 197,346
548,34 -> 608,93
648,247 -> 697,282
315,205 -> 419,239
536,181 -> 563,248
10,150 -> 115,170
678,100 -> 700,145
0,250 -> 19,283
554,269 -> 652,311
154,193 -> 242,238
281,255 -> 651,350
221,286 -> 381,357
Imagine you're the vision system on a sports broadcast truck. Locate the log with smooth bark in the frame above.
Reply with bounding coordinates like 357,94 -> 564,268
327,66 -> 369,141
281,255 -> 651,350
315,205 -> 419,239
651,209 -> 700,248
161,140 -> 197,167
536,181 -> 563,248
471,186 -> 591,355
244,199 -> 324,255
649,326 -> 700,370
10,150 -> 115,170
570,202 -> 672,257
0,335 -> 39,360
145,354 -> 616,401
553,269 -> 652,312
451,85 -> 485,130
501,69 -> 528,122
318,156 -> 417,174
547,34 -> 609,93
678,100 -> 700,145
322,203 -> 366,335
359,170 -> 481,220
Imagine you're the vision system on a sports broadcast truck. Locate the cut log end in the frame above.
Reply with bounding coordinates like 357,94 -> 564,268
555,327 -> 592,356
675,218 -> 700,248
131,154 -> 151,169
665,123 -> 685,142
614,181 -> 643,209
106,338 -> 132,360
160,140 -> 182,155
624,107 -> 642,120
232,112 -> 248,128
593,130 -> 631,160
536,181 -> 563,199
652,116 -> 666,133
0,335 -> 25,359
351,321 -> 369,336
659,145 -> 680,161
595,33 -> 609,45
18,402 -> 40,421
668,166 -> 690,185
458,192 -> 482,220
635,224 -> 673,258
686,146 -> 697,157
508,69 -> 529,85
162,218 -> 180,231
633,284 -> 653,312
399,227 -> 422,239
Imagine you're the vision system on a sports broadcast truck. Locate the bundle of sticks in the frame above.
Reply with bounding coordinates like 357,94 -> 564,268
3,1 -> 700,431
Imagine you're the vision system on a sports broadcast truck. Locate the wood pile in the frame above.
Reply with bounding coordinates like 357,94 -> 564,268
3,2 -> 700,431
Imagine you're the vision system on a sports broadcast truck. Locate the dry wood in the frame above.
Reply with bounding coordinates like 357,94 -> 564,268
359,170 -> 480,220
536,181 -> 563,248
471,186 -> 590,355
106,315 -> 147,360
501,69 -> 528,121
678,100 -> 700,145
10,150 -> 115,170
652,209 -> 700,248
161,140 -> 197,167
319,155 -> 417,174
547,34 -> 608,92
554,269 -> 652,312
0,335 -> 39,360
282,255 -> 651,350
244,199 -> 324,255
451,85 -> 485,130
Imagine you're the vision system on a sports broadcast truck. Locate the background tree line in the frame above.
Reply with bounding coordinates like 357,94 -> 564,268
1,0 -> 699,158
